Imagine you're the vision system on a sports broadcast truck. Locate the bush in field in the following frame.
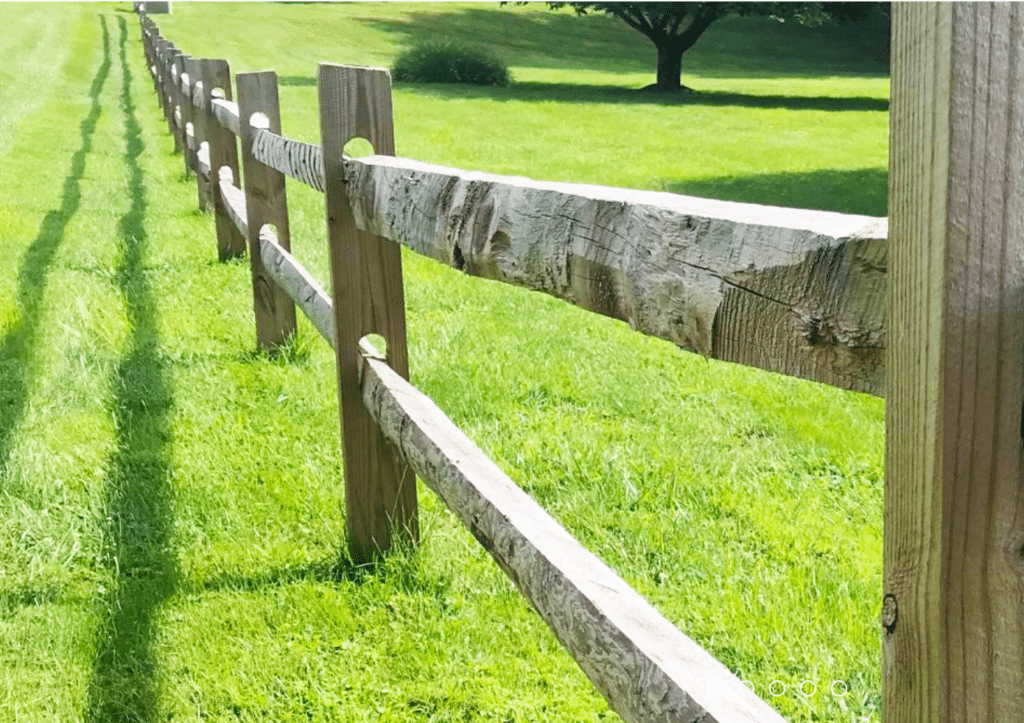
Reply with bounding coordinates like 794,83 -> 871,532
392,40 -> 511,86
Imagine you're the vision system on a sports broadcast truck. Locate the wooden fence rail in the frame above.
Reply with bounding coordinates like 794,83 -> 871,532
137,5 -> 1024,722
137,11 -> 787,723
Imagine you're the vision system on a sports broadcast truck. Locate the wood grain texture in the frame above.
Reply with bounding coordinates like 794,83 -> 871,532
201,59 -> 246,259
237,70 -> 297,347
219,174 -> 248,239
211,98 -> 240,136
344,154 -> 888,394
259,225 -> 335,347
319,63 -> 416,564
886,4 -> 1024,721
359,349 -> 786,723
250,128 -> 325,192
224,124 -> 888,394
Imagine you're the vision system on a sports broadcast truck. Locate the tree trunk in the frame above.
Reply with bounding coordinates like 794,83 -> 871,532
655,42 -> 684,91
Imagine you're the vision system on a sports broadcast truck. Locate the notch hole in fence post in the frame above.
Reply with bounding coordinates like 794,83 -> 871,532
343,137 -> 374,159
361,334 -> 388,360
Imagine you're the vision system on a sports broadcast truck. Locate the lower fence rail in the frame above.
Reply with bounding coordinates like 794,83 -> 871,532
359,343 -> 787,723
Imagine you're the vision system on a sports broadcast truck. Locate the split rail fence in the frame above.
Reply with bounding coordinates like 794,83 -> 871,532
137,5 -> 1024,722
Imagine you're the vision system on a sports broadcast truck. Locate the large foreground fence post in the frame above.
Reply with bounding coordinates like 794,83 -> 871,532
236,71 -> 298,347
318,63 -> 417,564
886,3 -> 1024,720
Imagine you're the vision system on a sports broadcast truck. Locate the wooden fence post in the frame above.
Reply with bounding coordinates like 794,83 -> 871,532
155,39 -> 177,148
318,63 -> 417,564
140,18 -> 157,95
174,51 -> 197,179
236,71 -> 297,349
886,3 -> 1024,721
200,58 -> 246,260
184,57 -> 212,211
163,42 -> 182,153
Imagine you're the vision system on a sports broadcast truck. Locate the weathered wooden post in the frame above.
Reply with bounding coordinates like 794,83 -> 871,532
200,59 -> 246,260
174,52 -> 197,179
886,3 -> 1024,720
162,42 -> 183,153
184,56 -> 212,211
155,38 -> 177,148
140,17 -> 157,96
236,71 -> 298,348
318,63 -> 417,564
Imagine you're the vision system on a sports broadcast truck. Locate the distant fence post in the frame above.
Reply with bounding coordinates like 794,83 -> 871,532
886,3 -> 1024,721
139,17 -> 158,96
318,63 -> 417,565
167,45 -> 185,154
236,71 -> 298,348
155,39 -> 178,150
200,59 -> 246,260
173,51 -> 197,178
184,56 -> 212,211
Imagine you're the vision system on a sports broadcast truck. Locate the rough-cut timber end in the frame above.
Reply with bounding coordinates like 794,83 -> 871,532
344,155 -> 888,395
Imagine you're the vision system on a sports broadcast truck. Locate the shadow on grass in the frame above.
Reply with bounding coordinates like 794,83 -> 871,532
190,558 -> 358,595
0,15 -> 111,488
398,81 -> 888,112
354,8 -> 889,79
668,168 -> 888,217
86,16 -> 178,723
193,541 -> 435,597
280,71 -> 887,111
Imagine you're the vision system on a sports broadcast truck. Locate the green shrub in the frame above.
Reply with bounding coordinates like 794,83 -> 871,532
392,40 -> 511,86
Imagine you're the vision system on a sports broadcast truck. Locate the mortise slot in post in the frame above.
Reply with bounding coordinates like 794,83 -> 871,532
343,137 -> 375,159
360,334 -> 388,360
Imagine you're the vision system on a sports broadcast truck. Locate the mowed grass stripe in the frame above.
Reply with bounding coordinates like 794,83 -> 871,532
1,7 -> 125,721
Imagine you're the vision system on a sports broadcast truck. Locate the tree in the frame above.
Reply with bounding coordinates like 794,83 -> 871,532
542,2 -> 884,91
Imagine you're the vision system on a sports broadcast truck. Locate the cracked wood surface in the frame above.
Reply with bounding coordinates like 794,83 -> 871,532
360,348 -> 788,723
250,127 -> 325,192
345,155 -> 888,394
242,136 -> 888,394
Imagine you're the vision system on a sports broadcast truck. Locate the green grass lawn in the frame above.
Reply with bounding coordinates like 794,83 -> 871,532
0,3 -> 886,722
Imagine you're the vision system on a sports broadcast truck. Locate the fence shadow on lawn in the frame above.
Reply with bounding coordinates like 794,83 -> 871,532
86,16 -> 179,723
0,14 -> 111,491
668,168 -> 889,217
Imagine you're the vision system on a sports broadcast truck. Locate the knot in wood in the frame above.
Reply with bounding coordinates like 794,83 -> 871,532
881,594 -> 898,634
794,309 -> 836,347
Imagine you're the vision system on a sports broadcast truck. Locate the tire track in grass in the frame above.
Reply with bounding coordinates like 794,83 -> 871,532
0,14 -> 111,487
86,16 -> 177,722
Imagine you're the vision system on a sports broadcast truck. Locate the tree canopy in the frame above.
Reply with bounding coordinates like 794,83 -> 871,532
543,2 -> 890,91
